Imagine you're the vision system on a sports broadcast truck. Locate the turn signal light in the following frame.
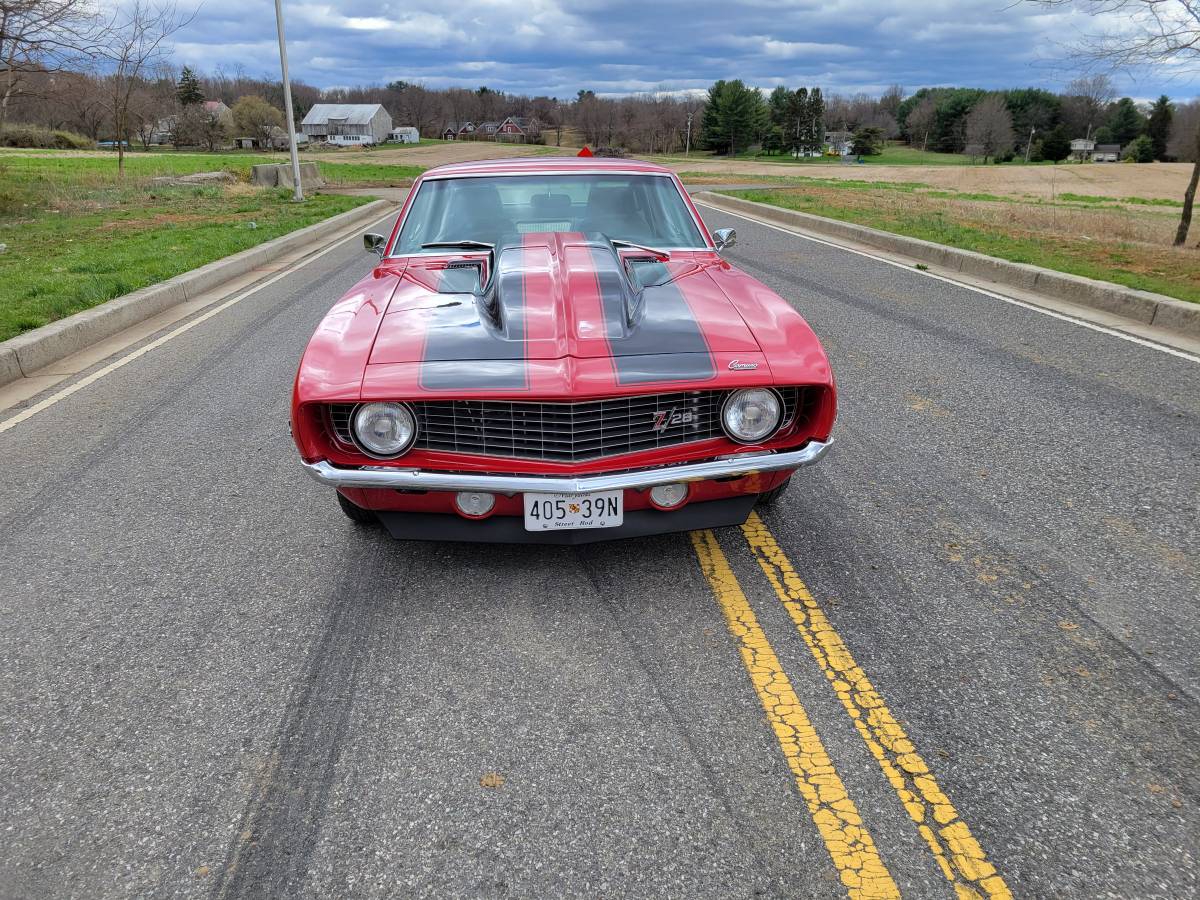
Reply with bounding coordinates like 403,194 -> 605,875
648,483 -> 689,510
454,491 -> 496,518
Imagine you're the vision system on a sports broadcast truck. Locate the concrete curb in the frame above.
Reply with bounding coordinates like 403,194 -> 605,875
0,197 -> 398,389
696,191 -> 1200,339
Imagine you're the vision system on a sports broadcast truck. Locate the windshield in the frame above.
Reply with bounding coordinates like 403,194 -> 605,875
391,173 -> 707,254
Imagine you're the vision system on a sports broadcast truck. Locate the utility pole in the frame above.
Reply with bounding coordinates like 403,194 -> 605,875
685,111 -> 693,157
1024,126 -> 1037,164
274,0 -> 304,201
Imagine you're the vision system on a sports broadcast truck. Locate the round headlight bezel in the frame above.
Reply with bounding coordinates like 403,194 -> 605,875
721,388 -> 784,445
350,401 -> 417,459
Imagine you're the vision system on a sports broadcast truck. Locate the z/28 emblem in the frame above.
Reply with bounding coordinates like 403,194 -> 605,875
653,408 -> 695,432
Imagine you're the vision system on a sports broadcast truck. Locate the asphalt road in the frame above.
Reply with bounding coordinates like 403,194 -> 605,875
1,208 -> 1197,899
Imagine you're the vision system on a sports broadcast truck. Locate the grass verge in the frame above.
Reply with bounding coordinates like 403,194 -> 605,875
0,152 -> 374,341
724,185 -> 1199,305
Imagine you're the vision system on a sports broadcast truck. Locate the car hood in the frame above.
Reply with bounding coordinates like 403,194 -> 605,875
367,233 -> 760,388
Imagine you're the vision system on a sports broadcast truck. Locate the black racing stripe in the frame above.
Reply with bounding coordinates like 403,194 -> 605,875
588,244 -> 715,385
418,249 -> 529,391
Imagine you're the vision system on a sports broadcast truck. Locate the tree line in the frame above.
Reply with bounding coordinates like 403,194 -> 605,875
898,79 -> 1177,163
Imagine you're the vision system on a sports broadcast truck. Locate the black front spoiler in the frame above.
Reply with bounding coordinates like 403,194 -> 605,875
375,495 -> 759,544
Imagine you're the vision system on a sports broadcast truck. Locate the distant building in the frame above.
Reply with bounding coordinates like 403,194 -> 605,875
235,128 -> 307,151
496,116 -> 539,142
825,130 -> 853,154
441,122 -> 475,140
202,100 -> 233,127
1069,138 -> 1096,161
388,126 -> 419,144
1093,143 -> 1121,163
149,100 -> 234,146
475,121 -> 501,139
301,103 -> 392,146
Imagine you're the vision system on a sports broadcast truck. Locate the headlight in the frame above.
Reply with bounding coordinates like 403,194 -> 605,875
722,389 -> 782,444
352,402 -> 416,458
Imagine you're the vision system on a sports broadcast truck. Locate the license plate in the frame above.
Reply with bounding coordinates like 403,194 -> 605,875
523,490 -> 623,531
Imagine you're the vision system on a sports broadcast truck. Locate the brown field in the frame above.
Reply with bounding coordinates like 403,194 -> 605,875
671,159 -> 1194,202
349,143 -> 1192,206
323,140 -> 571,167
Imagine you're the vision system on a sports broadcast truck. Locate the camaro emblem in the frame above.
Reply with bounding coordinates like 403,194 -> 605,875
653,408 -> 695,432
728,360 -> 758,370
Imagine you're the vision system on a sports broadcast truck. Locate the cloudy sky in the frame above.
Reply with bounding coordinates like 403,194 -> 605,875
163,0 -> 1193,100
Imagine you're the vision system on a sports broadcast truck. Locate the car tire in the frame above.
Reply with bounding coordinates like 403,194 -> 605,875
336,491 -> 377,525
756,477 -> 792,506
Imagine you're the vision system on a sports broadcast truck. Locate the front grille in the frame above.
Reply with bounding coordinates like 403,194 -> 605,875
328,388 -> 804,463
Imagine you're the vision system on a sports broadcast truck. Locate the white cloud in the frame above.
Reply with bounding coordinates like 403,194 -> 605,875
138,0 -> 1193,99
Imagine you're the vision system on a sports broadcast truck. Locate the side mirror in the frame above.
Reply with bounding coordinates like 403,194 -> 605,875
363,233 -> 386,257
712,227 -> 737,252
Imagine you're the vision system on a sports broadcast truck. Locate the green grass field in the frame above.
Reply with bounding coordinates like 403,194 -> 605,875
0,150 -> 424,188
0,152 -> 377,341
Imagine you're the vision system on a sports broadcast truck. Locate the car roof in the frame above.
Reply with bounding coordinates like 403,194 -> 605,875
420,156 -> 675,179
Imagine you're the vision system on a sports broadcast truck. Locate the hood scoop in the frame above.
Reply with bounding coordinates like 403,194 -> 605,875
369,232 -> 761,367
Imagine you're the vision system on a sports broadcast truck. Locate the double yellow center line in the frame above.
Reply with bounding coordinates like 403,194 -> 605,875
691,513 -> 1012,900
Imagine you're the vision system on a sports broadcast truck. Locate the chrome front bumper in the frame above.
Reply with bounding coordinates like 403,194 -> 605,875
302,440 -> 831,494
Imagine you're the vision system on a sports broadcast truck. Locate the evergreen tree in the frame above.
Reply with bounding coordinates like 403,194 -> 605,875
806,88 -> 825,154
1123,134 -> 1155,163
1105,98 -> 1145,147
852,127 -> 884,156
1040,125 -> 1071,163
767,86 -> 791,155
1146,96 -> 1173,161
700,80 -> 768,155
787,87 -> 808,154
176,67 -> 204,107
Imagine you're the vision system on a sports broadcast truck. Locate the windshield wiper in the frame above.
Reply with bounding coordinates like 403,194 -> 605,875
611,239 -> 671,261
422,240 -> 495,251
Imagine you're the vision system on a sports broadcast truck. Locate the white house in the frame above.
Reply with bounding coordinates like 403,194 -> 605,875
388,126 -> 419,144
1069,138 -> 1096,161
301,104 -> 392,146
824,130 -> 853,155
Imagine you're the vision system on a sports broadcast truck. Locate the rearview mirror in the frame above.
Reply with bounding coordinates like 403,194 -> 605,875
712,228 -> 737,252
363,233 -> 386,257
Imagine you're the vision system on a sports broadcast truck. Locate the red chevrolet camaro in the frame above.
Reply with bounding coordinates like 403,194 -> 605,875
291,157 -> 835,543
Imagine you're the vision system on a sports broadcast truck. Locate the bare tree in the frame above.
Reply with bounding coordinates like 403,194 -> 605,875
52,69 -> 107,138
1028,0 -> 1200,244
1065,73 -> 1115,108
1168,99 -> 1200,160
0,0 -> 94,122
964,93 -> 1014,162
232,94 -> 282,151
400,83 -> 435,136
91,0 -> 191,174
906,94 -> 937,150
879,84 -> 905,117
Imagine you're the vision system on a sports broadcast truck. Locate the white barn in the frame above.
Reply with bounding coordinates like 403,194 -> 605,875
389,126 -> 420,144
301,104 -> 392,146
